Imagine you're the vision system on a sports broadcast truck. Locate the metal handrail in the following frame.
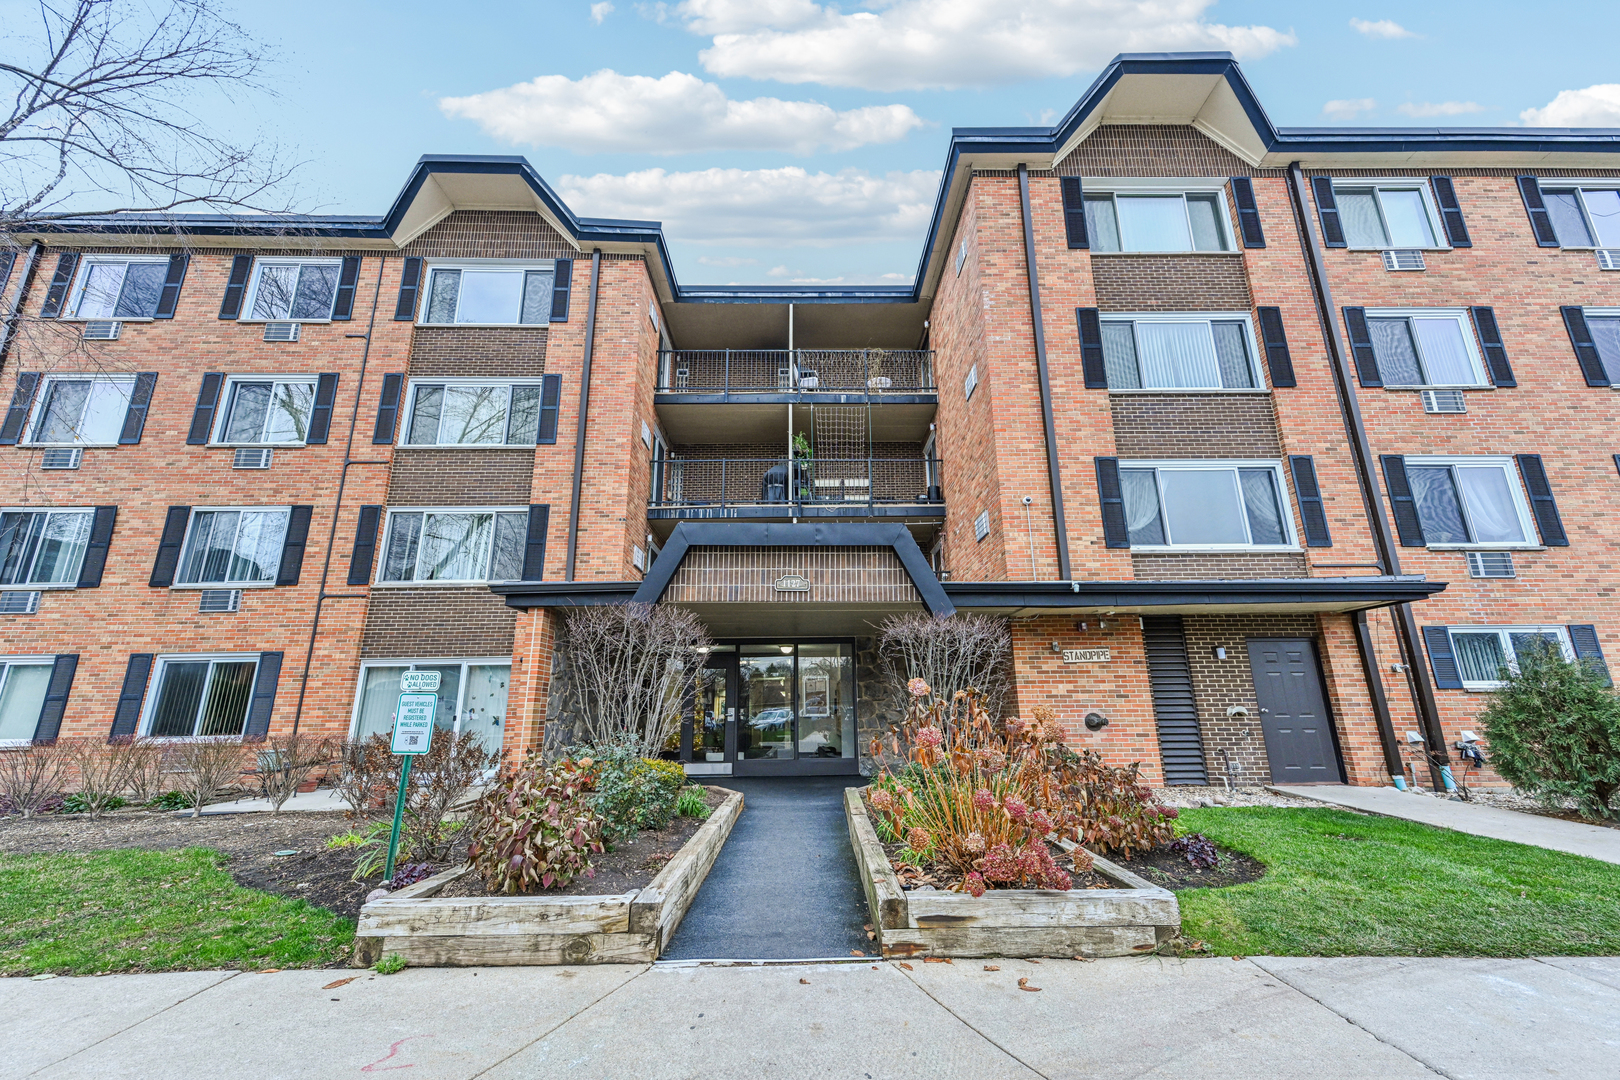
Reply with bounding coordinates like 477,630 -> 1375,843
649,455 -> 943,510
655,349 -> 936,395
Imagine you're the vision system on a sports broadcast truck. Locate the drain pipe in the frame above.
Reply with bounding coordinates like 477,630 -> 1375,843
1287,162 -> 1449,788
1016,164 -> 1071,581
565,250 -> 604,580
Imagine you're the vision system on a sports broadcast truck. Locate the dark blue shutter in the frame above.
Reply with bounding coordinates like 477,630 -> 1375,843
1076,308 -> 1107,389
218,255 -> 253,319
1289,456 -> 1332,547
154,254 -> 189,318
33,654 -> 78,742
1059,177 -> 1089,249
331,256 -> 361,320
394,257 -> 422,320
1230,177 -> 1265,248
0,251 -> 14,299
39,253 -> 78,317
1421,627 -> 1463,690
550,259 -> 573,322
1095,457 -> 1129,548
0,372 -> 40,445
150,507 -> 190,587
522,504 -> 549,581
110,653 -> 154,738
372,373 -> 403,443
118,373 -> 157,444
1561,306 -> 1609,387
1312,177 -> 1346,247
1517,177 -> 1560,247
1257,307 -> 1294,388
347,505 -> 382,586
1568,625 -> 1611,686
186,373 -> 225,444
305,373 -> 338,444
76,506 -> 118,588
244,653 -> 282,740
1343,307 -> 1382,387
1380,456 -> 1426,547
1469,307 -> 1515,388
1429,177 -> 1471,247
1614,454 -> 1620,479
1515,454 -> 1567,546
276,505 -> 313,585
538,373 -> 562,444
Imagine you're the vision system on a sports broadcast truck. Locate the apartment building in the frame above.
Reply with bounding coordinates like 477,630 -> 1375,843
1,54 -> 1615,791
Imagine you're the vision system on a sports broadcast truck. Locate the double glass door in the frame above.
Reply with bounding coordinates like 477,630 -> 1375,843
684,643 -> 856,773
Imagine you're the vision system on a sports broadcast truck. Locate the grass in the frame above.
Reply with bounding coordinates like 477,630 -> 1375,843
1173,807 -> 1620,957
0,848 -> 355,976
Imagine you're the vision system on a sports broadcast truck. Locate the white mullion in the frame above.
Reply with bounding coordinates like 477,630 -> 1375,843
453,663 -> 470,738
191,660 -> 219,737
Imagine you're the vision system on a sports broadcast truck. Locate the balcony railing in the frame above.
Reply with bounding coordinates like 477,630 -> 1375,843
656,349 -> 935,395
650,457 -> 943,510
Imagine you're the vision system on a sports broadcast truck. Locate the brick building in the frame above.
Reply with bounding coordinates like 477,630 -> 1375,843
2,54 -> 1616,791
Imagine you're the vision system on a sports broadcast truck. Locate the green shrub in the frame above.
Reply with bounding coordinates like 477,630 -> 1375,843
1479,639 -> 1620,820
675,786 -> 711,819
581,744 -> 685,843
145,791 -> 194,811
375,953 -> 406,975
465,754 -> 604,893
61,793 -> 126,814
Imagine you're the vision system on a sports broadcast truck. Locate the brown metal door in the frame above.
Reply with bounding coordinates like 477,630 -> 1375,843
1247,639 -> 1344,784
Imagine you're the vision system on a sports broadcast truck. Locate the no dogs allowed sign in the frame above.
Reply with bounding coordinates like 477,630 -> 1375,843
391,670 -> 441,755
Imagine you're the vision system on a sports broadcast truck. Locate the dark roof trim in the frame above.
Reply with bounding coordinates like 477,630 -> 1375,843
490,580 -> 638,608
944,575 -> 1445,611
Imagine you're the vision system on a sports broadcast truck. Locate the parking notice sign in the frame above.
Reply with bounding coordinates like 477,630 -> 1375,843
391,692 -> 437,755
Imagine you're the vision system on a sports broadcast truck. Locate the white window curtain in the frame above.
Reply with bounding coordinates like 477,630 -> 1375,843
1368,319 -> 1423,385
1119,469 -> 1164,545
1101,322 -> 1140,388
1408,467 -> 1469,543
1136,322 -> 1222,389
1338,190 -> 1385,247
0,664 -> 52,741
1239,469 -> 1286,545
1454,466 -> 1525,544
1411,319 -> 1474,385
1452,632 -> 1507,683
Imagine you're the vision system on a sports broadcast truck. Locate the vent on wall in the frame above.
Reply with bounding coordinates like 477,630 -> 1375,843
1421,389 -> 1467,414
82,320 -> 121,340
1465,551 -> 1515,579
1598,249 -> 1620,271
262,321 -> 300,342
0,591 -> 41,614
1382,250 -> 1426,271
233,447 -> 273,469
40,447 -> 83,470
974,510 -> 990,542
1142,615 -> 1209,786
198,589 -> 242,613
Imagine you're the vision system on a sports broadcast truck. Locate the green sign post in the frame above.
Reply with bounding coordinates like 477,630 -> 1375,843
384,671 -> 441,881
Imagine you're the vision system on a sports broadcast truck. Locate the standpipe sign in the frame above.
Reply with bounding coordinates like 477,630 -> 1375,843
391,670 -> 442,755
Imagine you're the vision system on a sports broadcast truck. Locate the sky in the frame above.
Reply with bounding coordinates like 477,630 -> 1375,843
12,0 -> 1620,286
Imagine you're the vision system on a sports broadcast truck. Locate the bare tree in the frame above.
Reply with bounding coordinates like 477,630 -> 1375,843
172,737 -> 244,817
0,740 -> 69,816
557,604 -> 711,756
877,612 -> 1012,720
251,733 -> 338,815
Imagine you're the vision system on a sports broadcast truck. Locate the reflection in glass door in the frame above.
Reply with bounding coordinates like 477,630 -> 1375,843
740,646 -> 795,759
796,644 -> 854,759
694,658 -> 731,763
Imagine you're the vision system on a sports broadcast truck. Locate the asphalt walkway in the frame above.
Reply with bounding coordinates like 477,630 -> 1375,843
1273,785 -> 1620,865
9,955 -> 1619,1078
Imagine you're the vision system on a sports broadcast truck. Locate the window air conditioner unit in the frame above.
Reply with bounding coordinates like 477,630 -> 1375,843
1382,250 -> 1426,271
82,320 -> 121,340
199,589 -> 243,613
0,591 -> 41,614
263,321 -> 300,342
1598,249 -> 1620,271
1465,551 -> 1515,579
40,447 -> 83,470
233,447 -> 273,469
1421,390 -> 1467,414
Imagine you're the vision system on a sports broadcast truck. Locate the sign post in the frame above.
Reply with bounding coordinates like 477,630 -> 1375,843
384,671 -> 441,881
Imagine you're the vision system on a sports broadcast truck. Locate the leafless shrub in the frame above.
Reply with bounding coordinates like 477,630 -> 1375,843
252,734 -> 338,816
334,735 -> 395,815
121,739 -> 170,806
391,731 -> 498,863
172,738 -> 246,818
557,604 -> 711,756
0,741 -> 70,816
64,738 -> 141,817
877,612 -> 1012,720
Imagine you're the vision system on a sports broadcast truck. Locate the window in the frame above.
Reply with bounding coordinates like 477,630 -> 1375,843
243,260 -> 341,321
420,264 -> 555,325
1119,462 -> 1294,549
27,376 -> 133,445
67,257 -> 168,319
1101,315 -> 1261,390
402,381 -> 544,445
216,378 -> 316,444
1361,310 -> 1486,387
351,659 -> 509,755
143,655 -> 258,737
1333,183 -> 1442,249
0,658 -> 53,744
1583,308 -> 1620,383
1538,185 -> 1620,248
1405,458 -> 1534,547
1448,627 -> 1572,690
0,510 -> 92,587
1084,190 -> 1232,252
176,509 -> 290,585
379,508 -> 527,584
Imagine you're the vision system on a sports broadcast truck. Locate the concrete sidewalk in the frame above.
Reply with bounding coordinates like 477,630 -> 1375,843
8,955 -> 1618,1079
1274,785 -> 1620,865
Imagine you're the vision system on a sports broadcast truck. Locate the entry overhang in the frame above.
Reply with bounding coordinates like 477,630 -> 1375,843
944,576 -> 1445,616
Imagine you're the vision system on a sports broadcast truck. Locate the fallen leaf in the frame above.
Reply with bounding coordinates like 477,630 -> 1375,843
850,950 -> 865,956
1017,978 -> 1041,992
983,965 -> 1000,972
258,969 -> 281,974
322,977 -> 358,990
1073,955 -> 1094,963
866,930 -> 876,940
1027,958 -> 1041,964
864,924 -> 873,932
898,962 -> 914,971
924,956 -> 952,964
799,978 -> 810,984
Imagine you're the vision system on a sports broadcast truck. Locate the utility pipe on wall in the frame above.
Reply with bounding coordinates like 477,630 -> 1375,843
1016,163 -> 1072,581
565,250 -> 604,580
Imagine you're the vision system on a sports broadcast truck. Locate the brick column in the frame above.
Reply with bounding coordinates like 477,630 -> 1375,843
506,608 -> 560,767
1315,612 -> 1391,786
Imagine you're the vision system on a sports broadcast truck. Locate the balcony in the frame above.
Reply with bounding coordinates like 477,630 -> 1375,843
648,456 -> 944,522
656,349 -> 935,399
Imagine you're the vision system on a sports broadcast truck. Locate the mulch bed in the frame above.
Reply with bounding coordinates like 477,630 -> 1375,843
1106,842 -> 1267,891
878,834 -> 1117,892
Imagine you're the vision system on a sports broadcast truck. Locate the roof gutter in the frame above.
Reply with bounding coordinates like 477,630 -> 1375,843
1017,163 -> 1071,581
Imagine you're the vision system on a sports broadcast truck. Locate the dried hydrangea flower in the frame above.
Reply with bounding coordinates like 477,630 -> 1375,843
963,871 -> 987,898
913,726 -> 943,748
963,831 -> 986,854
1002,795 -> 1029,823
906,827 -> 932,851
972,788 -> 996,812
907,678 -> 930,697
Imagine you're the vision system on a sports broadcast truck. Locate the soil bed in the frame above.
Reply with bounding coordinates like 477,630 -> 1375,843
875,833 -> 1118,891
1107,842 -> 1267,890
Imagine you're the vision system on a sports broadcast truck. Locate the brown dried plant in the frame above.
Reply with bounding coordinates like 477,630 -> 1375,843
0,740 -> 70,816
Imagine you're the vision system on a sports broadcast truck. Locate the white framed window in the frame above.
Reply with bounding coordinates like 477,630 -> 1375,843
1082,182 -> 1234,253
242,259 -> 342,322
1404,456 -> 1537,548
1537,184 -> 1620,249
1119,461 -> 1297,550
140,653 -> 260,738
66,256 -> 169,320
0,656 -> 54,745
1447,626 -> 1573,690
379,507 -> 527,585
402,379 -> 545,446
25,375 -> 134,445
419,261 -> 555,326
1582,307 -> 1620,384
0,509 -> 93,588
1101,313 -> 1263,391
213,377 -> 317,445
1331,181 -> 1446,249
1362,309 -> 1488,388
350,658 -> 509,756
175,508 -> 290,587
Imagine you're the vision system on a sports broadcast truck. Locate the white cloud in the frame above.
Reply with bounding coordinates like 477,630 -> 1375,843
674,0 -> 1295,91
1396,101 -> 1486,118
766,265 -> 913,284
590,2 -> 614,23
439,69 -> 925,154
1323,98 -> 1377,120
1349,18 -> 1416,39
1520,85 -> 1620,127
696,255 -> 759,266
555,166 -> 940,246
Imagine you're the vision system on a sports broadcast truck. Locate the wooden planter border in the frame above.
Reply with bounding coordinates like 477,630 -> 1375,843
354,788 -> 743,967
844,786 -> 1181,958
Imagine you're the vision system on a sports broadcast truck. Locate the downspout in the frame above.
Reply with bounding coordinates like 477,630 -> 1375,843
565,250 -> 603,580
1287,162 -> 1449,788
1017,164 -> 1071,581
0,242 -> 42,363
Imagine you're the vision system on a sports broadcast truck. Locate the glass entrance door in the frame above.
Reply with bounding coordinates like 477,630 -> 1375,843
740,646 -> 796,760
690,655 -> 735,765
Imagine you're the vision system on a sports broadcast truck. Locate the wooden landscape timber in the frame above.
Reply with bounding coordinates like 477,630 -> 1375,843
844,786 -> 1181,958
353,788 -> 743,967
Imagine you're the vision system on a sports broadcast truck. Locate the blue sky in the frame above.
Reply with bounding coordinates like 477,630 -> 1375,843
20,1 -> 1620,285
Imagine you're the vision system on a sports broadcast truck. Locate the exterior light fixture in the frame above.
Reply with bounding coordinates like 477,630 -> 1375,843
1084,711 -> 1108,731
1213,646 -> 1227,660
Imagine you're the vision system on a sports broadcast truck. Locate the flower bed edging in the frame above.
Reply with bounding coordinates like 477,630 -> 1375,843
844,786 -> 1180,958
352,787 -> 743,967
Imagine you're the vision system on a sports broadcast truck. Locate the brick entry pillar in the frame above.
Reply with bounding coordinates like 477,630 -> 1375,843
506,608 -> 561,767
1315,612 -> 1392,787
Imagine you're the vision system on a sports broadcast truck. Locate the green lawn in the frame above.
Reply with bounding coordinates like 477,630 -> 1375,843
0,848 -> 355,976
1175,807 -> 1620,957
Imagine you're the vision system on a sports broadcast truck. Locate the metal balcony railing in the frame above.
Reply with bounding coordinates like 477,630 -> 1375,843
656,349 -> 935,395
650,457 -> 943,510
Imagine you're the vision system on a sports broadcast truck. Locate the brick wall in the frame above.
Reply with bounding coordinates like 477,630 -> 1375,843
1132,552 -> 1310,579
408,327 -> 548,377
1110,394 -> 1281,458
386,448 -> 534,506
360,589 -> 516,658
1091,253 -> 1252,311
1054,125 -> 1279,178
